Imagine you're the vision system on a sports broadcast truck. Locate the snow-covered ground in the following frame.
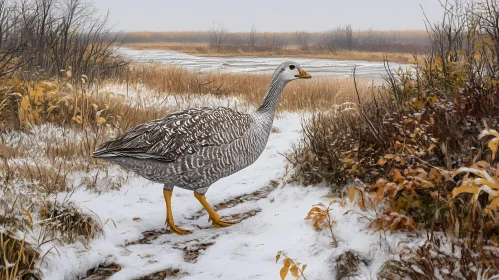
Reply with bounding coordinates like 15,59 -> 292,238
35,112 -> 424,280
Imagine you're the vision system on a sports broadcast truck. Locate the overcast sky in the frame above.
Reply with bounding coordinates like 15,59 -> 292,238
94,0 -> 445,32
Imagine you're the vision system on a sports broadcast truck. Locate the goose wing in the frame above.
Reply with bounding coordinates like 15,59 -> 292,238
93,107 -> 253,162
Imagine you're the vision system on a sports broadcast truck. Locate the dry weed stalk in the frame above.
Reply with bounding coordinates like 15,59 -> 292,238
305,201 -> 338,247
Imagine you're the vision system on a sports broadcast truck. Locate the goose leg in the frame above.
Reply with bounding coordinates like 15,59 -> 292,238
163,189 -> 192,235
194,192 -> 238,228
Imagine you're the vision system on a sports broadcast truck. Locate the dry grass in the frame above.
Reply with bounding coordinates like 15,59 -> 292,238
0,232 -> 39,280
125,64 -> 372,112
377,236 -> 499,279
123,42 -> 416,64
39,201 -> 103,244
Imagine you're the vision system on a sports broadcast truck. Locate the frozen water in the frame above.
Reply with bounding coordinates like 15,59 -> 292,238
118,47 -> 412,81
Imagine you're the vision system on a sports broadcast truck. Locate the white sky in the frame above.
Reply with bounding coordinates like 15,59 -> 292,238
95,0 -> 445,32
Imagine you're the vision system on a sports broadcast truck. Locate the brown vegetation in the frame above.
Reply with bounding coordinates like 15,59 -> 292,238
124,64 -> 372,112
290,0 -> 499,277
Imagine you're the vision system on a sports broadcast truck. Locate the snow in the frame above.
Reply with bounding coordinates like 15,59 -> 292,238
35,112 -> 425,280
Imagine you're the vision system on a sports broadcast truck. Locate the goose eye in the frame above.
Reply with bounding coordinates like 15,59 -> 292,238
289,65 -> 296,70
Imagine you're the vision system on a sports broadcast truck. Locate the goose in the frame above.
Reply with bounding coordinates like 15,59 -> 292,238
92,62 -> 311,234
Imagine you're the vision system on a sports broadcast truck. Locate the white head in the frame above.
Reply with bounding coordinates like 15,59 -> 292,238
271,61 -> 312,82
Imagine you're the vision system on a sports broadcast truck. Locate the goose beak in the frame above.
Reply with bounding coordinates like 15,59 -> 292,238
295,68 -> 312,79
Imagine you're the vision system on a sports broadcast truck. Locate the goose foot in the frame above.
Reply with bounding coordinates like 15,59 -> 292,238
166,221 -> 192,235
210,217 -> 239,228
195,192 -> 239,229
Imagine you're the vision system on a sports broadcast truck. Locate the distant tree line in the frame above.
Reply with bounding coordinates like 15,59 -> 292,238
121,26 -> 430,54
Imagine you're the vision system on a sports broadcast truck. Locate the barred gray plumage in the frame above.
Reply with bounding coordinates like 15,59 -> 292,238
92,61 -> 311,234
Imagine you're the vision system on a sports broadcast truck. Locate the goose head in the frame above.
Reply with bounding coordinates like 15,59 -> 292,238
271,61 -> 312,82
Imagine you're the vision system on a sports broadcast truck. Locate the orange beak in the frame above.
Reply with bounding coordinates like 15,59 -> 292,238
295,68 -> 312,79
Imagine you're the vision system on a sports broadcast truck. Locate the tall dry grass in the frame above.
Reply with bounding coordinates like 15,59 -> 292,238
124,64 -> 372,112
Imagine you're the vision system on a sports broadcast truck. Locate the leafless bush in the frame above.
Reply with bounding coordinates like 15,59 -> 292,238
296,31 -> 310,51
320,25 -> 355,52
0,0 -> 26,78
0,0 -> 126,80
474,0 -> 499,78
260,32 -> 286,51
209,20 -> 229,53
249,25 -> 257,49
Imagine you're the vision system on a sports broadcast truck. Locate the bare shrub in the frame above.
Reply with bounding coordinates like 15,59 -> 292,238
0,0 -> 126,80
320,25 -> 355,52
249,25 -> 257,50
295,31 -> 310,51
209,21 -> 229,53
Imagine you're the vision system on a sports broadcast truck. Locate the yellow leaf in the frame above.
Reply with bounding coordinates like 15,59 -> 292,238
283,258 -> 292,268
290,266 -> 299,278
67,69 -> 72,77
487,197 -> 499,212
280,267 -> 289,280
452,183 -> 480,198
20,96 -> 31,110
410,100 -> 425,110
488,138 -> 498,159
276,252 -> 281,263
391,169 -> 404,182
97,117 -> 106,125
377,157 -> 387,165
302,264 -> 307,272
475,178 -> 499,190
428,96 -> 437,105
349,187 -> 356,203
73,115 -> 82,124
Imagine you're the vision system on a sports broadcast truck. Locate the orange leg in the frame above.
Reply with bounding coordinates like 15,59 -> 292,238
163,189 -> 191,235
194,192 -> 238,228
